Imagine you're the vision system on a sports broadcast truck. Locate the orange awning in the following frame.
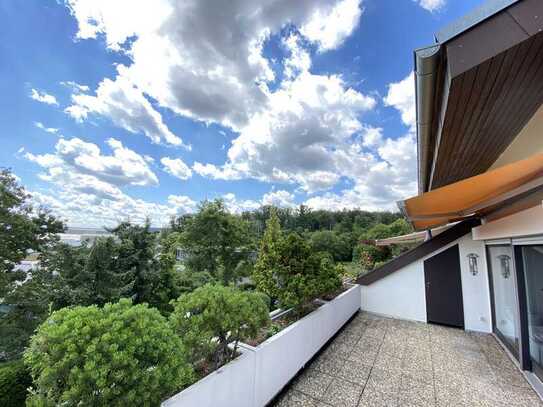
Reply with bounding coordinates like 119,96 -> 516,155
400,153 -> 543,231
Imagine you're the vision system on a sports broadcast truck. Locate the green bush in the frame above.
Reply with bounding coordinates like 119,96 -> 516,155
24,299 -> 193,406
170,284 -> 270,370
0,360 -> 31,407
353,243 -> 391,271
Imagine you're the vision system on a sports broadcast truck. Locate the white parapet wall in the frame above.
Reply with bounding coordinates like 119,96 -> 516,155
161,284 -> 361,407
161,347 -> 256,407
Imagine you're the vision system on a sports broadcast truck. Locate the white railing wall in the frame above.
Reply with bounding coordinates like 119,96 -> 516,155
162,284 -> 361,407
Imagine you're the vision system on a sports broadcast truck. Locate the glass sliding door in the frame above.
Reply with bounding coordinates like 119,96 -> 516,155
520,245 -> 543,381
488,245 -> 520,358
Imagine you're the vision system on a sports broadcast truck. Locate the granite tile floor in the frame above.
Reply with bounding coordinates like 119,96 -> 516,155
272,312 -> 543,407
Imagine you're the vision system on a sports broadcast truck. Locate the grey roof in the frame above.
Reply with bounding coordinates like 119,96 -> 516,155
435,0 -> 521,44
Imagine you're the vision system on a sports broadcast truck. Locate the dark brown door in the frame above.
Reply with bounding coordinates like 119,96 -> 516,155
424,245 -> 464,328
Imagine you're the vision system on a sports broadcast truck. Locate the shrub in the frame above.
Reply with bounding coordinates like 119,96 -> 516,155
170,284 -> 270,370
0,359 -> 31,407
316,255 -> 343,295
353,243 -> 391,271
24,299 -> 193,406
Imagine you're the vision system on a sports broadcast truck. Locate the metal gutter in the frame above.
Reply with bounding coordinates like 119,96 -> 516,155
414,44 -> 441,194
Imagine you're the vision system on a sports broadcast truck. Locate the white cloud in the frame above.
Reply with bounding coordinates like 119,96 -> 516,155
304,133 -> 417,211
60,0 -> 419,214
300,0 -> 363,51
262,190 -> 296,208
25,137 -> 158,189
25,137 -> 196,227
64,0 -> 364,135
60,81 -> 90,93
66,73 -> 188,148
34,122 -> 60,134
194,70 -> 376,193
32,188 -> 196,227
161,157 -> 192,180
283,34 -> 311,79
383,72 -> 416,130
30,89 -> 59,106
415,0 -> 446,12
222,193 -> 260,214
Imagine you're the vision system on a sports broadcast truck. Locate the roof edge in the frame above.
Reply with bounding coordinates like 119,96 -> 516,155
436,0 -> 521,44
356,218 -> 481,286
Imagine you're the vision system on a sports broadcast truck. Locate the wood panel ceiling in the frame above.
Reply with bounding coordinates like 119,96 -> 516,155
426,0 -> 543,191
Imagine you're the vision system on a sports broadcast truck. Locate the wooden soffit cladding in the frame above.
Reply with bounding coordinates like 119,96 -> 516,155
427,0 -> 543,191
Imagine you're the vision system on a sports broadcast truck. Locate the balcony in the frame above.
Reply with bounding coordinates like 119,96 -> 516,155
273,313 -> 541,407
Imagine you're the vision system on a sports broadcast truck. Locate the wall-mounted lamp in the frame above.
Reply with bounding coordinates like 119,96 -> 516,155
467,253 -> 479,276
498,254 -> 511,279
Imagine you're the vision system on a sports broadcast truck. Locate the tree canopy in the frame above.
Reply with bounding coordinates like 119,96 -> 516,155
174,200 -> 255,285
24,299 -> 193,406
0,169 -> 64,298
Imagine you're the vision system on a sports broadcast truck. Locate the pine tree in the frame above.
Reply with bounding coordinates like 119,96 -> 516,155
86,237 -> 133,306
253,209 -> 282,302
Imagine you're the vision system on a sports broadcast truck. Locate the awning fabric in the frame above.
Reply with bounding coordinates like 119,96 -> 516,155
399,153 -> 543,231
375,223 -> 455,246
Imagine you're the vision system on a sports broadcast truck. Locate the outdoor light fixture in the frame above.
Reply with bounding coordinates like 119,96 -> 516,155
467,253 -> 479,276
498,254 -> 511,279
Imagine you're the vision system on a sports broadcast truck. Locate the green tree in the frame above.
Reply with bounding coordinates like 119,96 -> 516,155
253,209 -> 282,302
177,200 -> 254,285
85,237 -> 133,306
24,299 -> 193,407
0,169 -> 64,298
40,243 -> 90,308
274,233 -> 323,311
170,284 -> 269,370
256,232 -> 341,312
109,220 -> 159,304
0,359 -> 32,407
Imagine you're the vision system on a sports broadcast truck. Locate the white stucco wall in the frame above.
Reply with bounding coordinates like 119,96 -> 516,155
361,233 -> 493,333
361,259 -> 427,322
473,205 -> 543,241
457,234 -> 492,333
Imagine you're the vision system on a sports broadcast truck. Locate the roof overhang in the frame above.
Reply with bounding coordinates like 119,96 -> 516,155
375,223 -> 455,246
399,153 -> 543,231
415,0 -> 543,193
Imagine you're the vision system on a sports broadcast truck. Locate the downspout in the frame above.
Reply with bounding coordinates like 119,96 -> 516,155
414,44 -> 441,194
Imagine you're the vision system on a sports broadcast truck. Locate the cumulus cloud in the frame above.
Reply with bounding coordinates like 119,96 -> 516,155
300,0 -> 362,51
383,72 -> 416,130
30,89 -> 58,106
64,0 -> 364,134
25,137 -> 195,226
415,0 -> 446,12
32,188 -> 196,227
66,73 -> 187,147
222,193 -> 260,214
25,137 -> 158,189
34,122 -> 59,134
194,71 -> 376,193
262,190 -> 296,208
58,0 -> 419,215
161,157 -> 192,180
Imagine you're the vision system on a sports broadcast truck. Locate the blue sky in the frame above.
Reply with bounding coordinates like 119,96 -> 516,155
0,0 -> 484,227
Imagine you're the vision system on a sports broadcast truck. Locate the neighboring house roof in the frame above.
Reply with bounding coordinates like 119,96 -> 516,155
356,219 -> 480,286
415,0 -> 543,193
